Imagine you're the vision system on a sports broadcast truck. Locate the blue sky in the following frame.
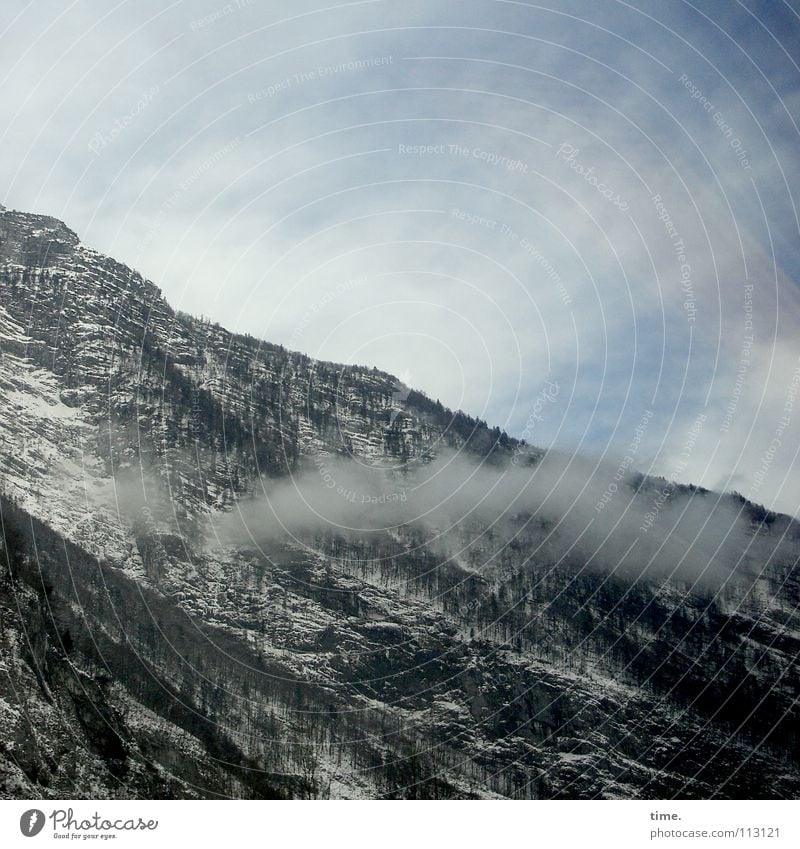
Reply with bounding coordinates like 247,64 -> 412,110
2,0 -> 800,516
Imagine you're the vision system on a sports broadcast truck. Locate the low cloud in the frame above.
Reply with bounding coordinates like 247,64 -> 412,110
214,448 -> 797,589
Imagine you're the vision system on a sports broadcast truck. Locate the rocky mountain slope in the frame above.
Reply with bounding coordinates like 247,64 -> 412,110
0,205 -> 798,799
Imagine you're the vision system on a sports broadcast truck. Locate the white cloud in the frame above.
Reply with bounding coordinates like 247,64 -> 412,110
2,0 -> 799,514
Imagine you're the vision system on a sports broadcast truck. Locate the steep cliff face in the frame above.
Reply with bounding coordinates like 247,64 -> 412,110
1,207 -> 798,799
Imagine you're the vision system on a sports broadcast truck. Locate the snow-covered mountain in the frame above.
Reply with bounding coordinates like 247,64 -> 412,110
1,206 -> 798,799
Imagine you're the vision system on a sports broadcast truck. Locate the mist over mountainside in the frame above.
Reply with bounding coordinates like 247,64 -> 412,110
0,206 -> 799,799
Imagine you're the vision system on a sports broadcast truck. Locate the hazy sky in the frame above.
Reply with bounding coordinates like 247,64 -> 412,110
2,0 -> 800,516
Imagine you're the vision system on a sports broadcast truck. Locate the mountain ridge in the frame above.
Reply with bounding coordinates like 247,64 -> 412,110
1,205 -> 798,800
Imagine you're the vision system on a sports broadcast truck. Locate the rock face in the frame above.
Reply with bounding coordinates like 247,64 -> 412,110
0,206 -> 798,799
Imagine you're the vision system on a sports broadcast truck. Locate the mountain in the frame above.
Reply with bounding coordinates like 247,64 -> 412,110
0,205 -> 798,800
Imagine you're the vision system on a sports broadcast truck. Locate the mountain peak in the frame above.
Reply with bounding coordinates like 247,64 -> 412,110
0,206 -> 80,268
